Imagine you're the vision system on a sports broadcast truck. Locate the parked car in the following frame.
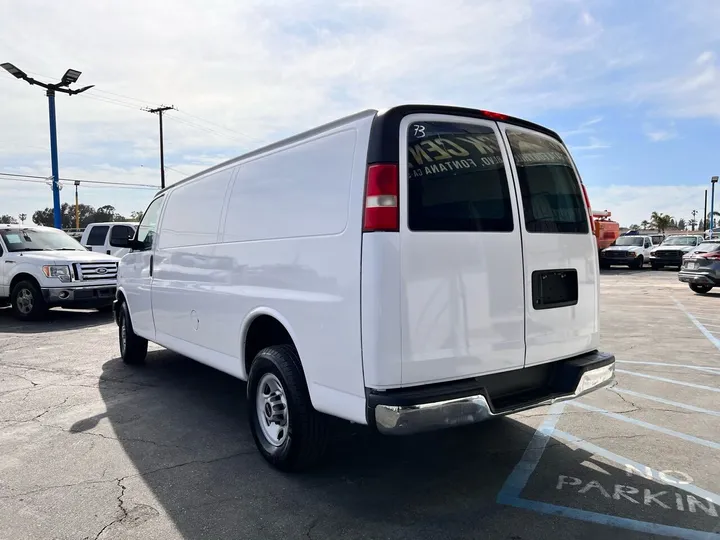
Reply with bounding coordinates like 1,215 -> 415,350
80,222 -> 137,258
110,105 -> 615,471
0,225 -> 119,320
649,234 -> 705,270
600,235 -> 654,269
678,240 -> 720,294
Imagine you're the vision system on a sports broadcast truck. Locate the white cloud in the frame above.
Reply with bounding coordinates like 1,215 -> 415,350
588,184 -> 707,226
645,129 -> 677,142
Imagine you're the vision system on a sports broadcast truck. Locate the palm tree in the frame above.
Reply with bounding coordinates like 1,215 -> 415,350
650,212 -> 673,234
640,220 -> 650,230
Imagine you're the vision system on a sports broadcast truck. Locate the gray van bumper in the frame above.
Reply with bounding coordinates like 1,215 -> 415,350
368,351 -> 615,435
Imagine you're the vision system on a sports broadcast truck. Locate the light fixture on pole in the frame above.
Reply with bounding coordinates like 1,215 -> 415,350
1,62 -> 94,229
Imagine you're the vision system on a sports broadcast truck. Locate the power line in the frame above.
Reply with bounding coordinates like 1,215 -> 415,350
0,172 -> 159,189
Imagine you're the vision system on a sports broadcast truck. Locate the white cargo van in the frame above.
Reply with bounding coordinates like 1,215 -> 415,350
110,105 -> 615,471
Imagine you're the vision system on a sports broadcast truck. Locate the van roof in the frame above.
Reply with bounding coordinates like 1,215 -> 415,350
157,104 -> 562,197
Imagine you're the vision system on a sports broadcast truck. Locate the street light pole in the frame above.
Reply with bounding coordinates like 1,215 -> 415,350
711,176 -> 719,238
1,62 -> 94,229
47,89 -> 62,228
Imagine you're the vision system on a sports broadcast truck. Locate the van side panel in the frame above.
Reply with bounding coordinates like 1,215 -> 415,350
212,119 -> 374,423
151,167 -> 236,354
360,233 -> 403,388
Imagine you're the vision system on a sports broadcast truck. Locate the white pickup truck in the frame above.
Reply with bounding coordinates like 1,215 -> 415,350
0,224 -> 119,320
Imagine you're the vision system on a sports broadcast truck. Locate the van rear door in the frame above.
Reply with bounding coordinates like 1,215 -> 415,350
499,125 -> 599,366
398,114 -> 526,386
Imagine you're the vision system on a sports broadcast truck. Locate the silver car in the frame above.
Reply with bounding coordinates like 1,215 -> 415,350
678,240 -> 720,294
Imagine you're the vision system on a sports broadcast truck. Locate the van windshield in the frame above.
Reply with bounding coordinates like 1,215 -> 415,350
506,130 -> 589,234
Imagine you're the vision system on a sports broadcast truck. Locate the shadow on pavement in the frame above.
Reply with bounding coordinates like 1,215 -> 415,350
82,350 -> 718,540
0,307 -> 114,334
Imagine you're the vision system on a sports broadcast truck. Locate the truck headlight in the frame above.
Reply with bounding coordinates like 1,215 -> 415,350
42,265 -> 72,283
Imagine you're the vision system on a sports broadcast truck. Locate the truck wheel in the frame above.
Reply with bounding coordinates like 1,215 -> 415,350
689,284 -> 713,294
247,345 -> 328,472
10,280 -> 47,321
118,302 -> 148,364
651,263 -> 663,270
631,256 -> 644,269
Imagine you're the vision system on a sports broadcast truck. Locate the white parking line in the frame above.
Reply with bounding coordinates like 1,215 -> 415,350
613,388 -> 720,417
616,361 -> 720,375
569,401 -> 720,451
673,298 -> 720,352
617,369 -> 720,393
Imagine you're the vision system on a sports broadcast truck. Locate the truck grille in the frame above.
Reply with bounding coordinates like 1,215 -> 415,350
74,262 -> 118,281
656,250 -> 683,258
604,251 -> 628,258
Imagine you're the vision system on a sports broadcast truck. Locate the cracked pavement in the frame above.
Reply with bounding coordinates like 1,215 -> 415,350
1,270 -> 719,540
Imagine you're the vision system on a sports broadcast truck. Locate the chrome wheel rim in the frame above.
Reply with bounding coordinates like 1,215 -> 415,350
255,373 -> 289,447
16,288 -> 33,315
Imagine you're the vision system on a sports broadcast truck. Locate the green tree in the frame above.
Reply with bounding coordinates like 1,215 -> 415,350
650,212 -> 673,234
129,210 -> 144,222
629,224 -> 640,230
640,220 -> 650,230
677,218 -> 686,230
0,214 -> 18,224
32,203 -> 128,228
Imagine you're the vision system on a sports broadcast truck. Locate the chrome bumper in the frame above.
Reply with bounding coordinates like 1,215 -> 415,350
373,360 -> 615,436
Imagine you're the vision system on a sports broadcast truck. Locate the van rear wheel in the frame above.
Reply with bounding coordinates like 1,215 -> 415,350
247,345 -> 328,472
118,302 -> 148,364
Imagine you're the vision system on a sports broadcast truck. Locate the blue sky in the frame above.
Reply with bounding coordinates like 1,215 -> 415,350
1,0 -> 720,226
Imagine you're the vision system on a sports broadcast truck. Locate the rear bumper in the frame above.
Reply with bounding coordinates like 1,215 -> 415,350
368,351 -> 615,435
678,271 -> 718,286
42,285 -> 116,309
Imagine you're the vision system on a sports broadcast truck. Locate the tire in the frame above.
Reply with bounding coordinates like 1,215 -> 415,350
689,284 -> 713,294
118,302 -> 148,365
631,256 -> 644,269
247,345 -> 328,472
651,263 -> 663,270
10,280 -> 47,321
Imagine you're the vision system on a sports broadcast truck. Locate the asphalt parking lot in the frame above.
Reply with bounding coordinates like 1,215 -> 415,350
1,270 -> 719,540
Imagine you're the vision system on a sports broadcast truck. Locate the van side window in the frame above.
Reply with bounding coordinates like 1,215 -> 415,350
136,196 -> 164,251
86,225 -> 109,246
110,225 -> 135,244
506,130 -> 589,234
407,122 -> 513,232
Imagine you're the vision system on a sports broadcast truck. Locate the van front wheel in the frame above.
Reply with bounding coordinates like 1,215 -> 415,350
118,302 -> 148,365
247,345 -> 328,472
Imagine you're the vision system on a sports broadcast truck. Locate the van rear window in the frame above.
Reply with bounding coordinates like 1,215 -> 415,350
406,122 -> 513,232
506,130 -> 589,234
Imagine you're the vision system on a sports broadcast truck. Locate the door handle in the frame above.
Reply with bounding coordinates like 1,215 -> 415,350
149,255 -> 154,277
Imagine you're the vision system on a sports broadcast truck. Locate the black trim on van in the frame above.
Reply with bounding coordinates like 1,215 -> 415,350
367,105 -> 563,165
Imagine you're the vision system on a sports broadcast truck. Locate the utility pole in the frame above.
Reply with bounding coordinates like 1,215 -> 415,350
144,105 -> 175,189
74,180 -> 81,229
711,176 -> 718,237
1,63 -> 93,229
703,190 -> 708,232
691,209 -> 698,231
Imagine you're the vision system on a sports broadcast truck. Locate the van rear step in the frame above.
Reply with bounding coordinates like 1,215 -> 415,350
367,351 -> 614,434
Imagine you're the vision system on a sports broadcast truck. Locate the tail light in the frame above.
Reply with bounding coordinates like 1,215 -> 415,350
479,110 -> 509,121
699,252 -> 720,260
363,164 -> 399,232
